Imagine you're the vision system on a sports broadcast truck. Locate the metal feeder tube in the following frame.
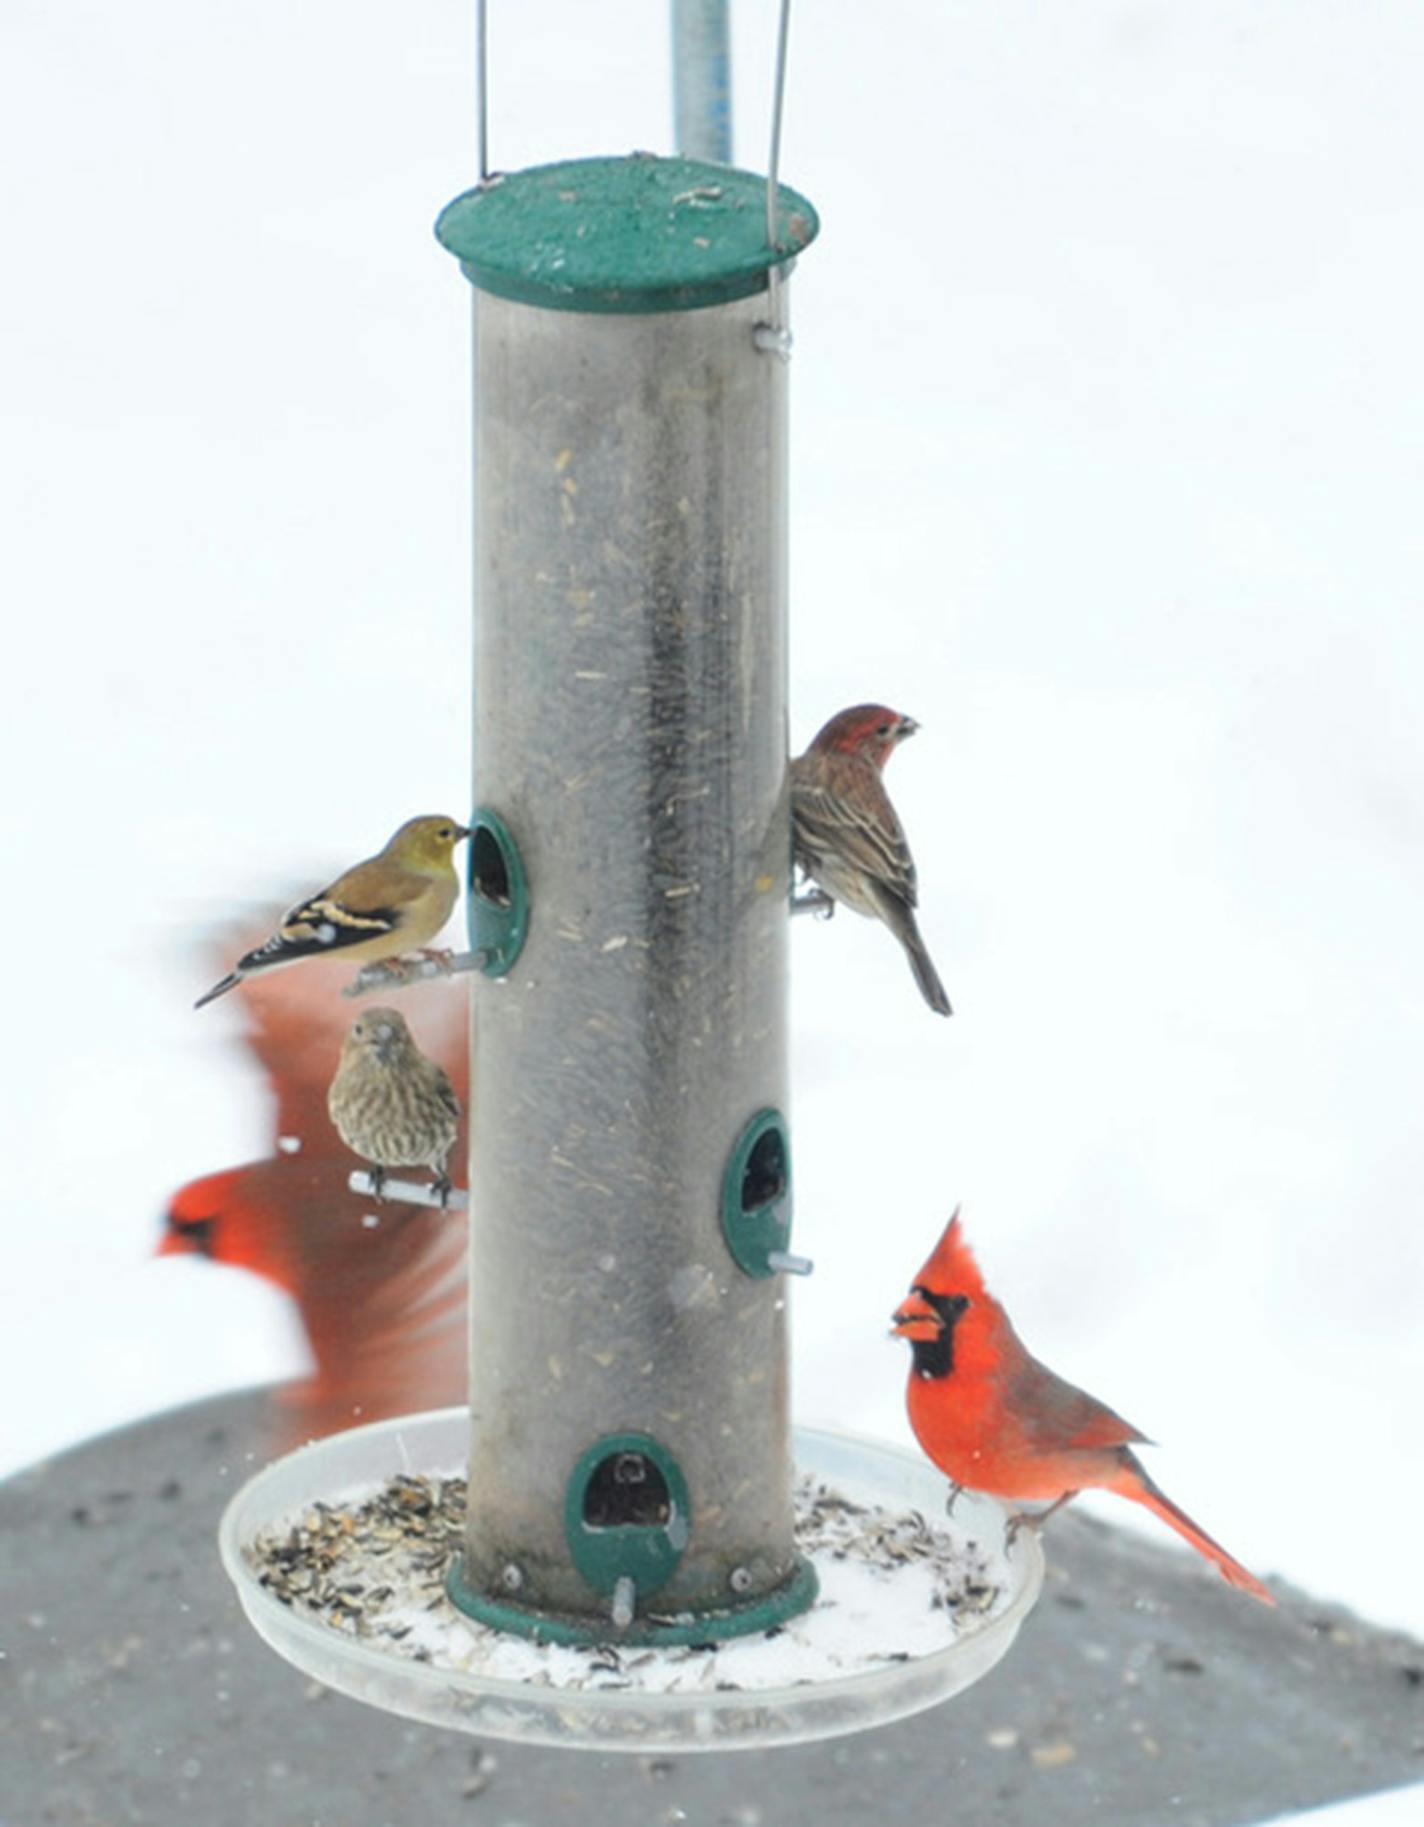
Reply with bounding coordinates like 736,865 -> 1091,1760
437,155 -> 819,1643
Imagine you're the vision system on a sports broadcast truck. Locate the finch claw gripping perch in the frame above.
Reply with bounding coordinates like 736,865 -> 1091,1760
345,948 -> 491,998
789,888 -> 835,919
347,1170 -> 469,1213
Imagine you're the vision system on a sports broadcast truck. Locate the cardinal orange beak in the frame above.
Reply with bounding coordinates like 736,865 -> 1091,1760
890,1289 -> 941,1341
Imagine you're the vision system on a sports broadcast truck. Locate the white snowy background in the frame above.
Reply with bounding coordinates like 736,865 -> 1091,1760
2,0 -> 1422,1677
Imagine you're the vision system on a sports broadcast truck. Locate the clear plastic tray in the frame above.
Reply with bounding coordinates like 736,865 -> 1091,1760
219,1409 -> 1043,1752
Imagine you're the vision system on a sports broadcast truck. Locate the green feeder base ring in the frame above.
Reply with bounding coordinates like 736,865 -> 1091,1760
446,1554 -> 818,1650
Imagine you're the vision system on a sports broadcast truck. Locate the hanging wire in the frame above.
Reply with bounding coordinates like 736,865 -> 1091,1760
476,0 -> 490,181
766,0 -> 791,291
755,0 -> 795,359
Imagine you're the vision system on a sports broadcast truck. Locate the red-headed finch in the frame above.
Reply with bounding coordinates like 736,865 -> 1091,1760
327,1007 -> 462,1198
891,1211 -> 1273,1603
195,814 -> 470,1008
790,704 -> 951,1015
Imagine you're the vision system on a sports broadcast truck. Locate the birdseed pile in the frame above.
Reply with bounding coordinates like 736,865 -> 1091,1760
245,1470 -> 1006,1694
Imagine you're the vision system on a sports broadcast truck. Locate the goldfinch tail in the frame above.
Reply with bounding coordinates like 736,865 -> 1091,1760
194,971 -> 243,1010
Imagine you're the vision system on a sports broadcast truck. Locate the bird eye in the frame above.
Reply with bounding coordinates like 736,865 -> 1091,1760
876,722 -> 892,737
439,826 -> 452,838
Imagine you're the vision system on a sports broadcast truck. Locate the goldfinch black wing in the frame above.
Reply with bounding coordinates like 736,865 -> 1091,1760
239,860 -> 428,970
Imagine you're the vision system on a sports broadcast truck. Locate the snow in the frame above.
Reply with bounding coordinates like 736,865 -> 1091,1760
1,0 -> 1421,1656
244,1470 -> 1011,1696
1266,1789 -> 1424,1827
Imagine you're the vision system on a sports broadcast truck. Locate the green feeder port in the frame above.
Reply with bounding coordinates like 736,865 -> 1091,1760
722,1107 -> 799,1279
445,1431 -> 817,1648
466,807 -> 528,978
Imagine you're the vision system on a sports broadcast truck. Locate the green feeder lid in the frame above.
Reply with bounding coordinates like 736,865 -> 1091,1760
435,153 -> 819,314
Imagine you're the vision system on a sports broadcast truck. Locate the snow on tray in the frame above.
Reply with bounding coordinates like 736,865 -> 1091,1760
244,1469 -> 1007,1694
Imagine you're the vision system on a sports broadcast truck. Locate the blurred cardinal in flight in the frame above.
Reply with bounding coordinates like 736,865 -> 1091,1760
892,1210 -> 1273,1603
160,918 -> 469,1449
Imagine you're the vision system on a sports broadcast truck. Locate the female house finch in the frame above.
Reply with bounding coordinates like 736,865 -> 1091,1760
790,704 -> 952,1015
327,1007 -> 462,1199
195,814 -> 470,1008
162,938 -> 468,1446
892,1211 -> 1273,1603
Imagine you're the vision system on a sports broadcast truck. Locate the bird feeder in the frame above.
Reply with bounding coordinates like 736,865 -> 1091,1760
219,13 -> 1043,1755
435,150 -> 819,1646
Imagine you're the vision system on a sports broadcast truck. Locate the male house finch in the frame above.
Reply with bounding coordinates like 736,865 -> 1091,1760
195,814 -> 470,1008
790,704 -> 952,1015
891,1211 -> 1273,1603
327,1007 -> 462,1198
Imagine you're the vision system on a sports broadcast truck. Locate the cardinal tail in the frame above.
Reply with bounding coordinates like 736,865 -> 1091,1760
1118,1455 -> 1274,1605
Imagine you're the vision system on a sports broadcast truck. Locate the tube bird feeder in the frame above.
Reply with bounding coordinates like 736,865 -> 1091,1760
219,53 -> 1045,1756
435,153 -> 819,1644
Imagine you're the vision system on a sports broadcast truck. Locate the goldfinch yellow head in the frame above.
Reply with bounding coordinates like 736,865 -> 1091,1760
382,814 -> 471,871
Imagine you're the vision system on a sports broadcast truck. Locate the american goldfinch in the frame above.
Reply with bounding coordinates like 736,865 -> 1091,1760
195,814 -> 470,1009
327,1007 -> 462,1197
791,704 -> 952,1016
163,935 -> 468,1446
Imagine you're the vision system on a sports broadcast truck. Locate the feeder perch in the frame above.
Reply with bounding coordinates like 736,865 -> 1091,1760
346,1171 -> 467,1213
344,950 -> 488,998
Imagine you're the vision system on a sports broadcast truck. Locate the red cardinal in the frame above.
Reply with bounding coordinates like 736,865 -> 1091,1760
160,920 -> 469,1448
891,1211 -> 1273,1603
790,704 -> 952,1016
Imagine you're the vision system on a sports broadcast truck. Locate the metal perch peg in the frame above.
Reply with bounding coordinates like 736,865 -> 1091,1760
347,1170 -> 468,1212
345,949 -> 490,998
789,888 -> 835,917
